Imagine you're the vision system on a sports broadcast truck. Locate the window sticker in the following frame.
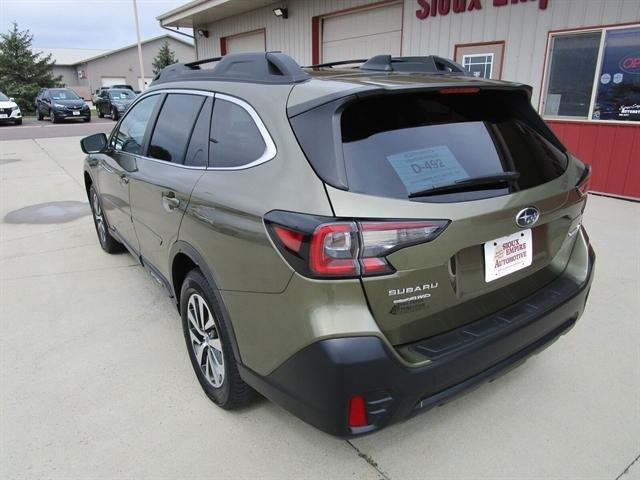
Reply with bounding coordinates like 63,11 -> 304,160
386,145 -> 469,194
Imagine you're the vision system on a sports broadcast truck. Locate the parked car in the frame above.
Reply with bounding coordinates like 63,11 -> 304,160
37,88 -> 90,123
0,91 -> 22,125
95,88 -> 137,120
80,52 -> 595,437
111,84 -> 135,91
92,87 -> 109,104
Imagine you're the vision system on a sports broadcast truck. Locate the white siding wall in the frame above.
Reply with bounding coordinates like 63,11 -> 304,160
195,0 -> 640,106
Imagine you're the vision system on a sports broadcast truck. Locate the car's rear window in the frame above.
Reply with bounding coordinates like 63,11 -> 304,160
339,91 -> 568,200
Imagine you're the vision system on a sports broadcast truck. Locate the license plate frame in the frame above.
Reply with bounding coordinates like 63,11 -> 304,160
484,229 -> 533,282
0,114 -> 7,119
72,110 -> 80,116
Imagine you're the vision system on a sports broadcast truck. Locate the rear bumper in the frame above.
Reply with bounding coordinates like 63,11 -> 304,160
240,244 -> 595,437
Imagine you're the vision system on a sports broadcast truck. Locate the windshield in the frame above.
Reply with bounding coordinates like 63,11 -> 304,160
50,89 -> 80,100
0,92 -> 9,102
339,90 -> 568,201
109,90 -> 136,100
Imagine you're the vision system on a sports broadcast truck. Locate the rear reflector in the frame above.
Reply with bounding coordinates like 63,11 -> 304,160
348,395 -> 368,428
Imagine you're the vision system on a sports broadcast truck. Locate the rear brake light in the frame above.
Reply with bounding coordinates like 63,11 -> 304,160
576,164 -> 591,195
348,395 -> 368,428
266,212 -> 448,279
438,87 -> 480,95
309,222 -> 359,276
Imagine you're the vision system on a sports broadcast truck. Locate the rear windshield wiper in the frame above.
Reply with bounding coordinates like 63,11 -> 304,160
408,171 -> 520,198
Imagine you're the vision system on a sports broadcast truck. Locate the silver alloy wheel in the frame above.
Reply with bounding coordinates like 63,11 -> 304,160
91,191 -> 107,245
187,293 -> 225,388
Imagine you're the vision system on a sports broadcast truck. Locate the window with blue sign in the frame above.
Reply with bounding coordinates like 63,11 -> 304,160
543,24 -> 640,123
592,26 -> 640,121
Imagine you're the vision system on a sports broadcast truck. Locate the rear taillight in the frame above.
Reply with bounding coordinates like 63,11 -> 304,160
577,164 -> 591,195
265,211 -> 448,279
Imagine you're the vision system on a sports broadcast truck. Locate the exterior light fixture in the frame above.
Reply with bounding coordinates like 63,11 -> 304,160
273,7 -> 288,19
196,28 -> 209,38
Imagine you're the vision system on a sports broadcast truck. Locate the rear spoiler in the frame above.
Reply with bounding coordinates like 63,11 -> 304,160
287,82 -> 533,118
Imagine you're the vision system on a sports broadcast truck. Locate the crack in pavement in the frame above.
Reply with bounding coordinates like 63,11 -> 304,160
32,138 -> 84,191
616,453 -> 640,480
346,440 -> 391,480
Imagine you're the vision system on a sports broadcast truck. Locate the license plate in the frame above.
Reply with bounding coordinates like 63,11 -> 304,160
484,229 -> 532,282
72,111 -> 80,116
0,114 -> 7,118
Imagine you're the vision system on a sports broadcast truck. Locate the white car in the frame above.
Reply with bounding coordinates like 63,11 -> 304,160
0,92 -> 22,125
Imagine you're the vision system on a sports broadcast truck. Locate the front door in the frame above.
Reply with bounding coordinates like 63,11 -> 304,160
128,92 -> 212,281
98,94 -> 162,253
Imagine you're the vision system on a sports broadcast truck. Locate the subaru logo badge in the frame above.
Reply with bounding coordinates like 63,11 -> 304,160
515,207 -> 539,228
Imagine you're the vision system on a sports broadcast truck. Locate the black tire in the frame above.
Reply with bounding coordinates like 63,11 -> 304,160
180,269 -> 257,409
111,107 -> 119,121
37,109 -> 43,120
14,118 -> 22,125
97,106 -> 104,118
50,110 -> 57,123
84,115 -> 91,123
88,184 -> 125,254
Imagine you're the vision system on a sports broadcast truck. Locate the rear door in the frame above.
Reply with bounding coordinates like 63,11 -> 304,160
128,91 -> 211,281
294,88 -> 586,345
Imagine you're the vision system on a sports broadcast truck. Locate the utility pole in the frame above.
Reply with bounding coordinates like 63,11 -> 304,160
132,0 -> 146,90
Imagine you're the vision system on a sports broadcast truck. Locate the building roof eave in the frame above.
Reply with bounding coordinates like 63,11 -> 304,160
157,0 -> 277,28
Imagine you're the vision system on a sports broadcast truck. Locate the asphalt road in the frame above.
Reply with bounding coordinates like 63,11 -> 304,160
1,136 -> 639,480
0,116 -> 114,141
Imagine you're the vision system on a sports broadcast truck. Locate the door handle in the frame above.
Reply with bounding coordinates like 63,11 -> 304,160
119,174 -> 129,185
162,192 -> 180,211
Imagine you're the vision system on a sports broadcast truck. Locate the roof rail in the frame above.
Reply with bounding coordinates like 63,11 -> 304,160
360,55 -> 469,74
152,51 -> 310,85
304,55 -> 470,75
302,59 -> 368,69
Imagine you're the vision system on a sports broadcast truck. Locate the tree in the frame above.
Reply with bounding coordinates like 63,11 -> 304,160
0,23 -> 62,114
152,41 -> 178,75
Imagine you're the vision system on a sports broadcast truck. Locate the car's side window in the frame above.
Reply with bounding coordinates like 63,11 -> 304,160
148,94 -> 205,164
209,98 -> 266,168
184,97 -> 213,167
111,95 -> 160,154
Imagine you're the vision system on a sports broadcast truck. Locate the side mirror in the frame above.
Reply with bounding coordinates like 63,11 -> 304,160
81,133 -> 108,154
9,97 -> 14,102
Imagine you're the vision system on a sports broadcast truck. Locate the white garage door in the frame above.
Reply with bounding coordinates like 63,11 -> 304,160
226,30 -> 266,54
321,3 -> 402,63
101,77 -> 127,87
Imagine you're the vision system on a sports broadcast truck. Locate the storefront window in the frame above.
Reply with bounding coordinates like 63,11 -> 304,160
462,53 -> 494,79
592,26 -> 640,122
543,24 -> 640,123
543,32 -> 601,117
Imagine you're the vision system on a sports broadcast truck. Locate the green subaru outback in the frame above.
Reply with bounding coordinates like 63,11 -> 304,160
81,52 -> 595,436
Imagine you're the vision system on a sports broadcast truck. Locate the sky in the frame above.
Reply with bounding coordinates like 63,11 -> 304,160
1,0 -> 192,50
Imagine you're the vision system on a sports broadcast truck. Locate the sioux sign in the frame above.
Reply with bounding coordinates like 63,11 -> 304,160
416,0 -> 549,20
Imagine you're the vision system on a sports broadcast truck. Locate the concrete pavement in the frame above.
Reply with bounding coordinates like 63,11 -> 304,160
1,136 -> 639,480
0,117 -> 114,141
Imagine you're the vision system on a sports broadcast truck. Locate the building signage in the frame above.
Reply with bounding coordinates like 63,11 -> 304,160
416,0 -> 549,20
